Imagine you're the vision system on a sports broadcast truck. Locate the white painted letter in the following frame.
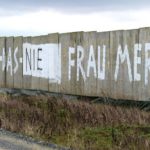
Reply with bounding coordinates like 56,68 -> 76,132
114,45 -> 132,82
14,47 -> 19,74
145,43 -> 150,85
77,46 -> 86,81
87,45 -> 97,78
98,45 -> 106,80
68,47 -> 75,80
134,44 -> 141,81
7,47 -> 13,76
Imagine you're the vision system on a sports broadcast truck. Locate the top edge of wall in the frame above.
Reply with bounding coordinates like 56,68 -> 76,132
3,26 -> 150,38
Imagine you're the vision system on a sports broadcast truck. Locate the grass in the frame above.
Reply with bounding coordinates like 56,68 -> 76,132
1,94 -> 150,149
51,125 -> 150,149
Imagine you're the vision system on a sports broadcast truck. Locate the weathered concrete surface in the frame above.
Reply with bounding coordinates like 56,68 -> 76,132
48,33 -> 60,93
6,37 -> 14,88
14,36 -> 23,89
23,36 -> 32,90
1,28 -> 150,101
0,37 -> 6,88
96,31 -> 110,98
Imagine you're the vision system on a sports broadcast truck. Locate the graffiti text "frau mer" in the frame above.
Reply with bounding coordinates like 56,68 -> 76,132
68,43 -> 150,85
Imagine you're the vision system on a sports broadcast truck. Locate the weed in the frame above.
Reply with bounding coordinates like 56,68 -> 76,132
1,95 -> 150,149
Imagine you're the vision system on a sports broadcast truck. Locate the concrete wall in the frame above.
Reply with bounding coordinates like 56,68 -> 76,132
2,27 -> 150,101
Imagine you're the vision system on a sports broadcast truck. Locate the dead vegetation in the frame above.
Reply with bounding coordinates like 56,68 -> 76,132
0,94 -> 150,149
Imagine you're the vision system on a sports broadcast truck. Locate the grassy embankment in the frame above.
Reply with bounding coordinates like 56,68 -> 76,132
1,94 -> 150,149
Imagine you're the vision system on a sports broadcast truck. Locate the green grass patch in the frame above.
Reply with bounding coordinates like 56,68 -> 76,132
1,95 -> 150,149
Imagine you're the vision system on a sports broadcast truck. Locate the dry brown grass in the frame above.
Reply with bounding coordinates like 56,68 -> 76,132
0,94 -> 150,149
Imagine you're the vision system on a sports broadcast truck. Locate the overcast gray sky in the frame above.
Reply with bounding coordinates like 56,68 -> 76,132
0,0 -> 150,36
0,0 -> 150,14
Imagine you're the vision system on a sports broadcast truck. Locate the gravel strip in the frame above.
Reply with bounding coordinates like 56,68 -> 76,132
0,128 -> 69,150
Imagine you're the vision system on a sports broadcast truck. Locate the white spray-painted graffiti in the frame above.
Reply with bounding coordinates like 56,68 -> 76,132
0,42 -> 150,86
0,43 -> 61,84
114,43 -> 149,85
68,43 -> 150,85
0,47 -> 20,76
68,45 -> 106,81
23,43 -> 61,84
